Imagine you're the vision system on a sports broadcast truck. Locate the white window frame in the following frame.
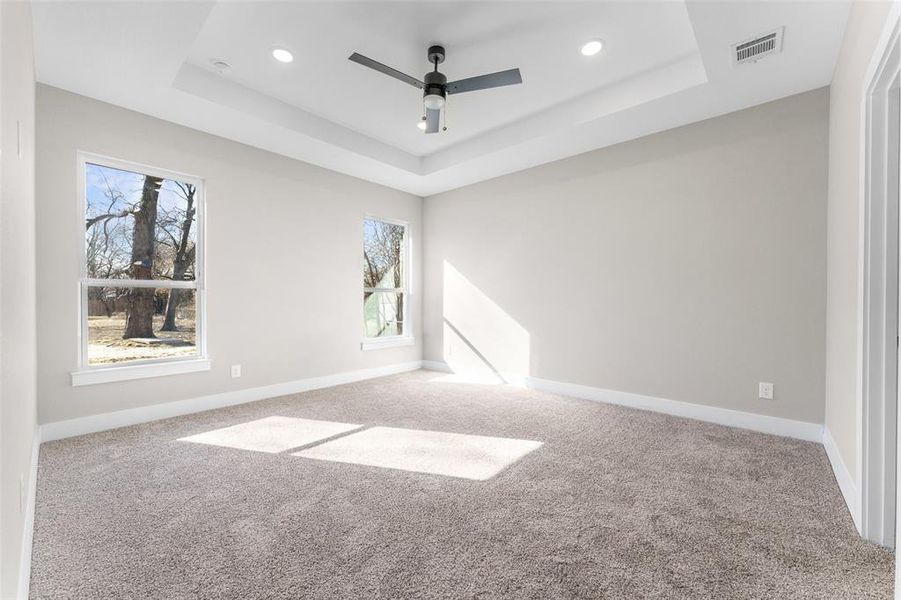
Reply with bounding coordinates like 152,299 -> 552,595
361,215 -> 413,351
71,152 -> 209,385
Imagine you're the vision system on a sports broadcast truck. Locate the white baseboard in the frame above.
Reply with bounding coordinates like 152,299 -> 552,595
421,361 -> 823,442
421,360 -> 453,373
41,361 -> 424,442
420,361 -> 529,385
823,426 -> 861,531
17,426 -> 40,600
527,376 -> 823,442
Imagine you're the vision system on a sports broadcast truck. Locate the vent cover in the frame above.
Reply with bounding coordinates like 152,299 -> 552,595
732,28 -> 784,65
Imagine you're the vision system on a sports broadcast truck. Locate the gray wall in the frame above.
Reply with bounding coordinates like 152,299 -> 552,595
1,1 -> 38,596
423,88 -> 829,424
36,85 -> 422,424
825,1 -> 894,486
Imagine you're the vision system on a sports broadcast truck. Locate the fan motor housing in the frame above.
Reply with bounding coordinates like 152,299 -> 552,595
423,71 -> 447,101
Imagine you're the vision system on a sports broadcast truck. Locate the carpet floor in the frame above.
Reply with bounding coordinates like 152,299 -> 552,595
30,370 -> 893,599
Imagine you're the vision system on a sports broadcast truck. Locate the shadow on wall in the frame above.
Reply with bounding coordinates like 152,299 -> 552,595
441,260 -> 530,384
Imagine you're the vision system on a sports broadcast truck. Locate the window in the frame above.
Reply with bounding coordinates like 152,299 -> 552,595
76,154 -> 206,381
362,217 -> 411,348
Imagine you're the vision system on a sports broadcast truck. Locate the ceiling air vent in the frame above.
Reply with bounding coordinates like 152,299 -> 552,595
732,28 -> 784,66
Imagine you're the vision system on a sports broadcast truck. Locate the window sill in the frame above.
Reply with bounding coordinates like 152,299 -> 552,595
71,358 -> 211,387
360,337 -> 415,351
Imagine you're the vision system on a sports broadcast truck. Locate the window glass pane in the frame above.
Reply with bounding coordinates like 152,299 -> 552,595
85,162 -> 197,281
86,286 -> 197,365
363,219 -> 404,290
363,291 -> 404,337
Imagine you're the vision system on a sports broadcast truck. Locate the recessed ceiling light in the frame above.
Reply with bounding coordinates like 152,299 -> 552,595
580,39 -> 604,57
272,48 -> 294,63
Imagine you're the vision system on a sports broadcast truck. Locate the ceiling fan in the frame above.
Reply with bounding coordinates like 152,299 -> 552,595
348,45 -> 522,134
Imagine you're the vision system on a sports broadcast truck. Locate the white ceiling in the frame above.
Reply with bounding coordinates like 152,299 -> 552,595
31,1 -> 851,196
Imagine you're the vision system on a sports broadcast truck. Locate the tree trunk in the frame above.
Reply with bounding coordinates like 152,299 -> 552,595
123,176 -> 162,339
160,185 -> 195,332
160,289 -> 181,332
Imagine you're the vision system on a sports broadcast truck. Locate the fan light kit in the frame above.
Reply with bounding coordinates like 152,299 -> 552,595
349,45 -> 522,134
580,39 -> 604,57
423,93 -> 445,110
272,48 -> 294,63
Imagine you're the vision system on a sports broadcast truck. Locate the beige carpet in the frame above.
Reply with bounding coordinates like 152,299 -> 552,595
30,370 -> 893,599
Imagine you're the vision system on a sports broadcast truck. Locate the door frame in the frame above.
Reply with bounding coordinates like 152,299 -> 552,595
859,9 -> 901,550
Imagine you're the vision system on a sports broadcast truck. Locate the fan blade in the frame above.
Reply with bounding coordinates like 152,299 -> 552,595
425,107 -> 440,134
447,68 -> 522,94
348,53 -> 424,89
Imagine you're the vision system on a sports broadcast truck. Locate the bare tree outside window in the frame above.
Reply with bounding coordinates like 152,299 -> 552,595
363,218 -> 407,337
82,159 -> 202,365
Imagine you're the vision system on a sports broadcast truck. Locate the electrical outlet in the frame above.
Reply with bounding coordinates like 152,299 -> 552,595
231,364 -> 242,378
758,381 -> 774,400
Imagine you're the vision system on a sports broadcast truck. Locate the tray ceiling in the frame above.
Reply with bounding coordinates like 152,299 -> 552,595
32,1 -> 851,196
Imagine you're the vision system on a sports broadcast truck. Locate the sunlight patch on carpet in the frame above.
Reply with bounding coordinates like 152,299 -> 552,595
178,416 -> 361,453
293,426 -> 542,480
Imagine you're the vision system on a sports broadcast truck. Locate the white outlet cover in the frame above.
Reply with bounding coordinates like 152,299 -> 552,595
231,365 -> 241,378
758,382 -> 774,400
